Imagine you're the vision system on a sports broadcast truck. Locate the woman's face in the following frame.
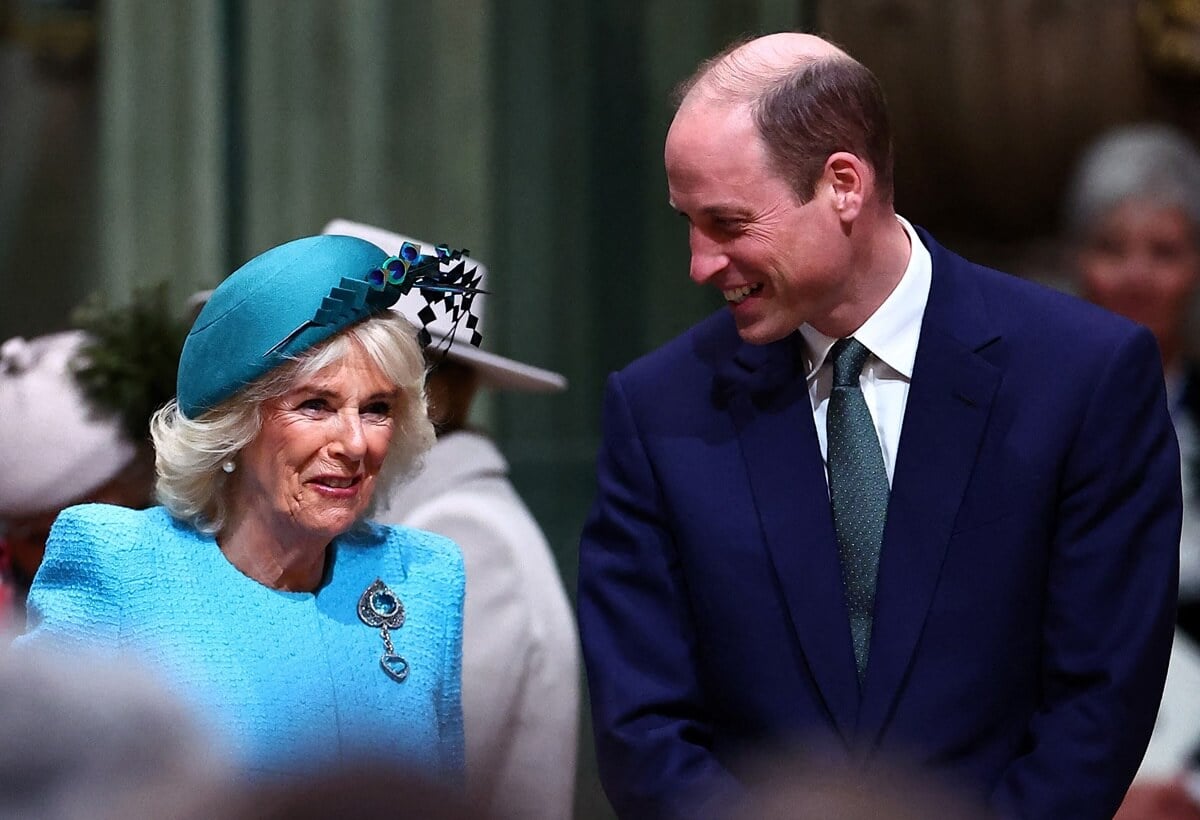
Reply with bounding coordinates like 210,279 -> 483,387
231,342 -> 398,546
1078,200 -> 1200,355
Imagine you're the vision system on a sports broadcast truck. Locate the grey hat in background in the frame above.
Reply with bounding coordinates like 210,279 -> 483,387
1064,122 -> 1200,237
0,331 -> 137,518
321,219 -> 568,394
0,641 -> 230,820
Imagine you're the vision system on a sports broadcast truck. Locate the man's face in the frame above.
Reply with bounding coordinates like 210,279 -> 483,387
1078,200 -> 1200,351
665,102 -> 848,344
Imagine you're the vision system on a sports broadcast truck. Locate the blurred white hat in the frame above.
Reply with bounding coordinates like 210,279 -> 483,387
321,219 -> 568,393
0,331 -> 137,518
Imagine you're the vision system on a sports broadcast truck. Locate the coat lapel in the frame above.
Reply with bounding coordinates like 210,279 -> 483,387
717,335 -> 861,742
857,235 -> 1003,740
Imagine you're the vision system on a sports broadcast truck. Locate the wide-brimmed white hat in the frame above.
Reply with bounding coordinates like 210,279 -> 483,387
321,219 -> 567,393
0,331 -> 137,517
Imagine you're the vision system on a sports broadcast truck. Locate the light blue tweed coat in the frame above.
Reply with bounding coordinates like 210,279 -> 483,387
14,504 -> 465,782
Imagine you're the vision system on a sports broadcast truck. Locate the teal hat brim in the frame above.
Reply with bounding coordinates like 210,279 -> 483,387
177,234 -> 392,418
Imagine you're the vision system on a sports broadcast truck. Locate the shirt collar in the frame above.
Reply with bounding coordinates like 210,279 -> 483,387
800,215 -> 932,378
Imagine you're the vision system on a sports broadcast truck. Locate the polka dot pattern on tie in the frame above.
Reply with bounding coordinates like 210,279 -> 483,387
827,337 -> 890,685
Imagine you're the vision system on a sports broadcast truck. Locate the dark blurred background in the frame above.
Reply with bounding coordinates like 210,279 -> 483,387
3,1 -> 1200,817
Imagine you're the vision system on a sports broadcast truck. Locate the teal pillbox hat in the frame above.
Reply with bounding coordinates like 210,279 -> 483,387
177,234 -> 392,418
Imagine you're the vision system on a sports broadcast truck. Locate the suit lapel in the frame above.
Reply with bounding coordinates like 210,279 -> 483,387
712,231 -> 1006,745
718,335 -> 861,742
858,234 -> 1003,740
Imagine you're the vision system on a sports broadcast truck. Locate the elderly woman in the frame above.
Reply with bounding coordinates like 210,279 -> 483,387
14,234 -> 477,782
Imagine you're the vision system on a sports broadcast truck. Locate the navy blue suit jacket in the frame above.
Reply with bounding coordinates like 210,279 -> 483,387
578,229 -> 1181,820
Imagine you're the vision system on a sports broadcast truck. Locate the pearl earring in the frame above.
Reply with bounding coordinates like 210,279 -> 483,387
222,461 -> 236,474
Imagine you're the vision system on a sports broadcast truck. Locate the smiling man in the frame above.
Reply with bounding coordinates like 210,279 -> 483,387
577,32 -> 1182,820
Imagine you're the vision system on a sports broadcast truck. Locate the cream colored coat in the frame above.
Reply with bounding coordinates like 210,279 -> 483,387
378,431 -> 580,820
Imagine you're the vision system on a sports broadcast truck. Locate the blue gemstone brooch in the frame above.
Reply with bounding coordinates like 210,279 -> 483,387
358,578 -> 408,683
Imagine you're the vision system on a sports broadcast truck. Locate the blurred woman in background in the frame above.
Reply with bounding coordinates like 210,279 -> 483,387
0,329 -> 155,626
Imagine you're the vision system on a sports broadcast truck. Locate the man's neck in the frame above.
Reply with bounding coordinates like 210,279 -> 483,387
812,211 -> 912,339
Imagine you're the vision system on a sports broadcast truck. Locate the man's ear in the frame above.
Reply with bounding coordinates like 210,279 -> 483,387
824,152 -> 868,222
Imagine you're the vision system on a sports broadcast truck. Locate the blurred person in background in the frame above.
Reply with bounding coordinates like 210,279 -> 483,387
0,330 -> 146,625
728,750 -> 996,820
13,234 -> 482,783
215,762 -> 496,820
0,639 -> 230,820
1065,122 -> 1200,820
0,286 -> 184,627
323,219 -> 581,820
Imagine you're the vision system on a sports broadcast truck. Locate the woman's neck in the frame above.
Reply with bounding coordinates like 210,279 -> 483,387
218,516 -> 329,592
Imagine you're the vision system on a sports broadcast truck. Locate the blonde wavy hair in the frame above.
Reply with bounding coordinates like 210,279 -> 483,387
150,312 -> 433,534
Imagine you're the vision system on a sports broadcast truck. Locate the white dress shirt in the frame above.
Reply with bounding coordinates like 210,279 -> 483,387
800,216 -> 932,486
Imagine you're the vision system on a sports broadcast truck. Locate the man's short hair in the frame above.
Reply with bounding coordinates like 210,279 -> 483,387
753,56 -> 894,204
1064,123 -> 1200,239
674,44 -> 895,204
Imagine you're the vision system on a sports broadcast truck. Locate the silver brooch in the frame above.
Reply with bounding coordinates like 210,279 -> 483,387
358,578 -> 408,683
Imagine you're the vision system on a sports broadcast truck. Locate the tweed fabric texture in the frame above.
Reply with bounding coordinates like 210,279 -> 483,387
827,338 -> 889,683
14,504 -> 465,782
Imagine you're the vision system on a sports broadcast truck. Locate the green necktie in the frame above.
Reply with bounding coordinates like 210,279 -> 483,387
827,337 -> 889,684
